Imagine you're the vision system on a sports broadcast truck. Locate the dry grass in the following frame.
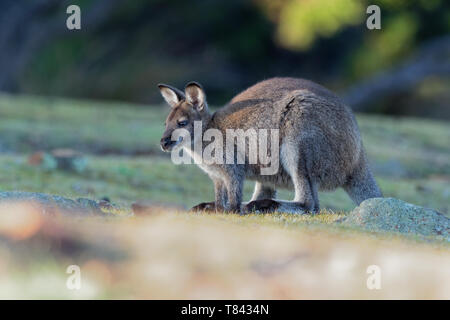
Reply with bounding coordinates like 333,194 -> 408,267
0,204 -> 449,299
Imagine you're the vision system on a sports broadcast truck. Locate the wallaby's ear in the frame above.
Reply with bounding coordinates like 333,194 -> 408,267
185,81 -> 206,111
158,84 -> 185,108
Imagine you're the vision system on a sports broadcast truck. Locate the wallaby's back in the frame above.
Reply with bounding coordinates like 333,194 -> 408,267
231,77 -> 341,103
214,77 -> 344,128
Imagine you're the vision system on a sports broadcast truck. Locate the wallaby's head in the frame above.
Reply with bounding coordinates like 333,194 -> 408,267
158,82 -> 209,152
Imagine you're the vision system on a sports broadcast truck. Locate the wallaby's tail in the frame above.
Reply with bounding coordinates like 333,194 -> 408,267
344,151 -> 382,205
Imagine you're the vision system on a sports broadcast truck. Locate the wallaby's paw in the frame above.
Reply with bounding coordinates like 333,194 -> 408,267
242,199 -> 279,214
189,201 -> 216,212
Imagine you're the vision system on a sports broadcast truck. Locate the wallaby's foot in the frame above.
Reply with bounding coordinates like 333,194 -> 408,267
243,199 -> 317,215
242,199 -> 280,214
189,201 -> 216,212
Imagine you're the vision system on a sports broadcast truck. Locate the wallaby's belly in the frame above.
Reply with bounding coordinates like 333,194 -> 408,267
246,165 -> 344,191
246,164 -> 294,189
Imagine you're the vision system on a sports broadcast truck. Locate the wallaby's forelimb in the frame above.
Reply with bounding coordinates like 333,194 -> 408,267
214,179 -> 227,210
224,173 -> 244,213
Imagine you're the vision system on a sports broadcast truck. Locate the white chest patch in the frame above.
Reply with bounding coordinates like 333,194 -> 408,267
183,147 -> 222,178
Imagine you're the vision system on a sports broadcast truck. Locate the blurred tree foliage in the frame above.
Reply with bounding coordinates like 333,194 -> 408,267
0,0 -> 449,117
257,0 -> 365,50
256,0 -> 449,79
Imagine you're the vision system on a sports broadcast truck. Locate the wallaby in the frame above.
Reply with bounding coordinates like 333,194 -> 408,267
158,77 -> 382,214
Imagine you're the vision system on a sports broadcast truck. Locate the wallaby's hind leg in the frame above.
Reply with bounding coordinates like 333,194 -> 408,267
344,160 -> 382,205
278,143 -> 318,213
243,175 -> 317,214
275,172 -> 318,214
243,144 -> 318,214
240,182 -> 276,212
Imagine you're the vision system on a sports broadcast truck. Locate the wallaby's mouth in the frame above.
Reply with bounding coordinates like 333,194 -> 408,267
160,136 -> 183,152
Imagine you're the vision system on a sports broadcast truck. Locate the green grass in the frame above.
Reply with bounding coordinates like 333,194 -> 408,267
0,94 -> 164,154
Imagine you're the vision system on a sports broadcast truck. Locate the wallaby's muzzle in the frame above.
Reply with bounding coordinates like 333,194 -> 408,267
160,136 -> 174,152
160,135 -> 183,152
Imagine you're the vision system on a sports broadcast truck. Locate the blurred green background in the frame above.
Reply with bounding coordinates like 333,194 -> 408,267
1,0 -> 449,118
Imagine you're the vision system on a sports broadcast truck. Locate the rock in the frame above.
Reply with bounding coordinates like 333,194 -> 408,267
0,191 -> 110,216
342,197 -> 450,240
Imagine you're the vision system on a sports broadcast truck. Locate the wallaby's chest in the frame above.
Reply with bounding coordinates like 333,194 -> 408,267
183,148 -> 224,179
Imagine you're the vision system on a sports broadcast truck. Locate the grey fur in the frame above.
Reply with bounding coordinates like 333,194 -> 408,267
159,77 -> 382,214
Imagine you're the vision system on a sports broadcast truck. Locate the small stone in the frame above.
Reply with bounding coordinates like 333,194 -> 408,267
131,202 -> 151,216
131,201 -> 184,216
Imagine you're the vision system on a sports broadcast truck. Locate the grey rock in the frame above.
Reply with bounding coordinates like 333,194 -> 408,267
343,197 -> 450,240
0,191 -> 109,216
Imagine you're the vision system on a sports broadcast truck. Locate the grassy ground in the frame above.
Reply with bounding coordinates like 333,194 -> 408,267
0,93 -> 449,299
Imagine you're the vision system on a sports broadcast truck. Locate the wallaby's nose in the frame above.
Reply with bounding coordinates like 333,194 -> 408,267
160,136 -> 175,151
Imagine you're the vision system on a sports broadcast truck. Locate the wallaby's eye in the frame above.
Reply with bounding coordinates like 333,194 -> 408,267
177,120 -> 188,127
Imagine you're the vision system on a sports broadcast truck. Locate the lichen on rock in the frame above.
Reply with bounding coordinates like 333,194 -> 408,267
0,191 -> 109,216
342,197 -> 450,240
